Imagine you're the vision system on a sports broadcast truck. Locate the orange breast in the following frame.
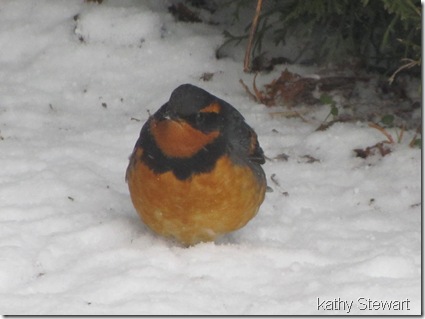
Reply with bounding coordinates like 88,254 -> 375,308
127,148 -> 266,246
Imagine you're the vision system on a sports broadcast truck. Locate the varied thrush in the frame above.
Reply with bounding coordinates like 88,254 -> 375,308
126,84 -> 266,246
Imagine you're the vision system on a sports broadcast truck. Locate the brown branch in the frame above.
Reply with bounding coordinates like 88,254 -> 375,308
368,122 -> 395,144
409,126 -> 421,148
388,58 -> 420,84
252,73 -> 262,101
243,0 -> 263,73
239,79 -> 258,101
396,124 -> 405,143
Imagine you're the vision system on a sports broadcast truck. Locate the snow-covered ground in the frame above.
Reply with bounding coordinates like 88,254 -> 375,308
0,0 -> 421,315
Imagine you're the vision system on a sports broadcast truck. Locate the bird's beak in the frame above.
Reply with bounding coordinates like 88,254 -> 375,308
162,108 -> 173,120
162,108 -> 183,125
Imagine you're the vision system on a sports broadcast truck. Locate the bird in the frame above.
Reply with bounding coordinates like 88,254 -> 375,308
126,84 -> 266,246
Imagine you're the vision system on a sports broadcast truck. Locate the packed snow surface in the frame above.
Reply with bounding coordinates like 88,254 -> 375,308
0,0 -> 421,315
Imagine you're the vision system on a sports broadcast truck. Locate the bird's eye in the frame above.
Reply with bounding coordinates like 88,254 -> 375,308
186,112 -> 221,132
196,112 -> 206,125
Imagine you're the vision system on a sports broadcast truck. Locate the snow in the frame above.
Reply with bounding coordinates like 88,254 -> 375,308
0,0 -> 421,315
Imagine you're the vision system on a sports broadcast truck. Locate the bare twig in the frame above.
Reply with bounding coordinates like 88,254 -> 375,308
368,122 -> 395,144
269,110 -> 309,121
239,79 -> 258,101
252,73 -> 262,100
396,124 -> 405,143
388,58 -> 420,84
409,126 -> 421,148
243,0 -> 263,72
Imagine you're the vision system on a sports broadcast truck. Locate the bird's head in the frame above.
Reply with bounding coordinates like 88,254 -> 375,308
149,84 -> 225,158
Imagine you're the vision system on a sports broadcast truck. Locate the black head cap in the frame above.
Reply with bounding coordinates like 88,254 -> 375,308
167,84 -> 216,117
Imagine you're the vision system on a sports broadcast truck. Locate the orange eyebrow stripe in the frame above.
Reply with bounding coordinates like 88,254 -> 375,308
200,102 -> 221,113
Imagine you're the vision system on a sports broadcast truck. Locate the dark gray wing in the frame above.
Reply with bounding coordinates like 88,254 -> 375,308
220,100 -> 265,166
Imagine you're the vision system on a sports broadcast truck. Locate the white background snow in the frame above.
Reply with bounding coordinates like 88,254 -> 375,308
0,0 -> 421,315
